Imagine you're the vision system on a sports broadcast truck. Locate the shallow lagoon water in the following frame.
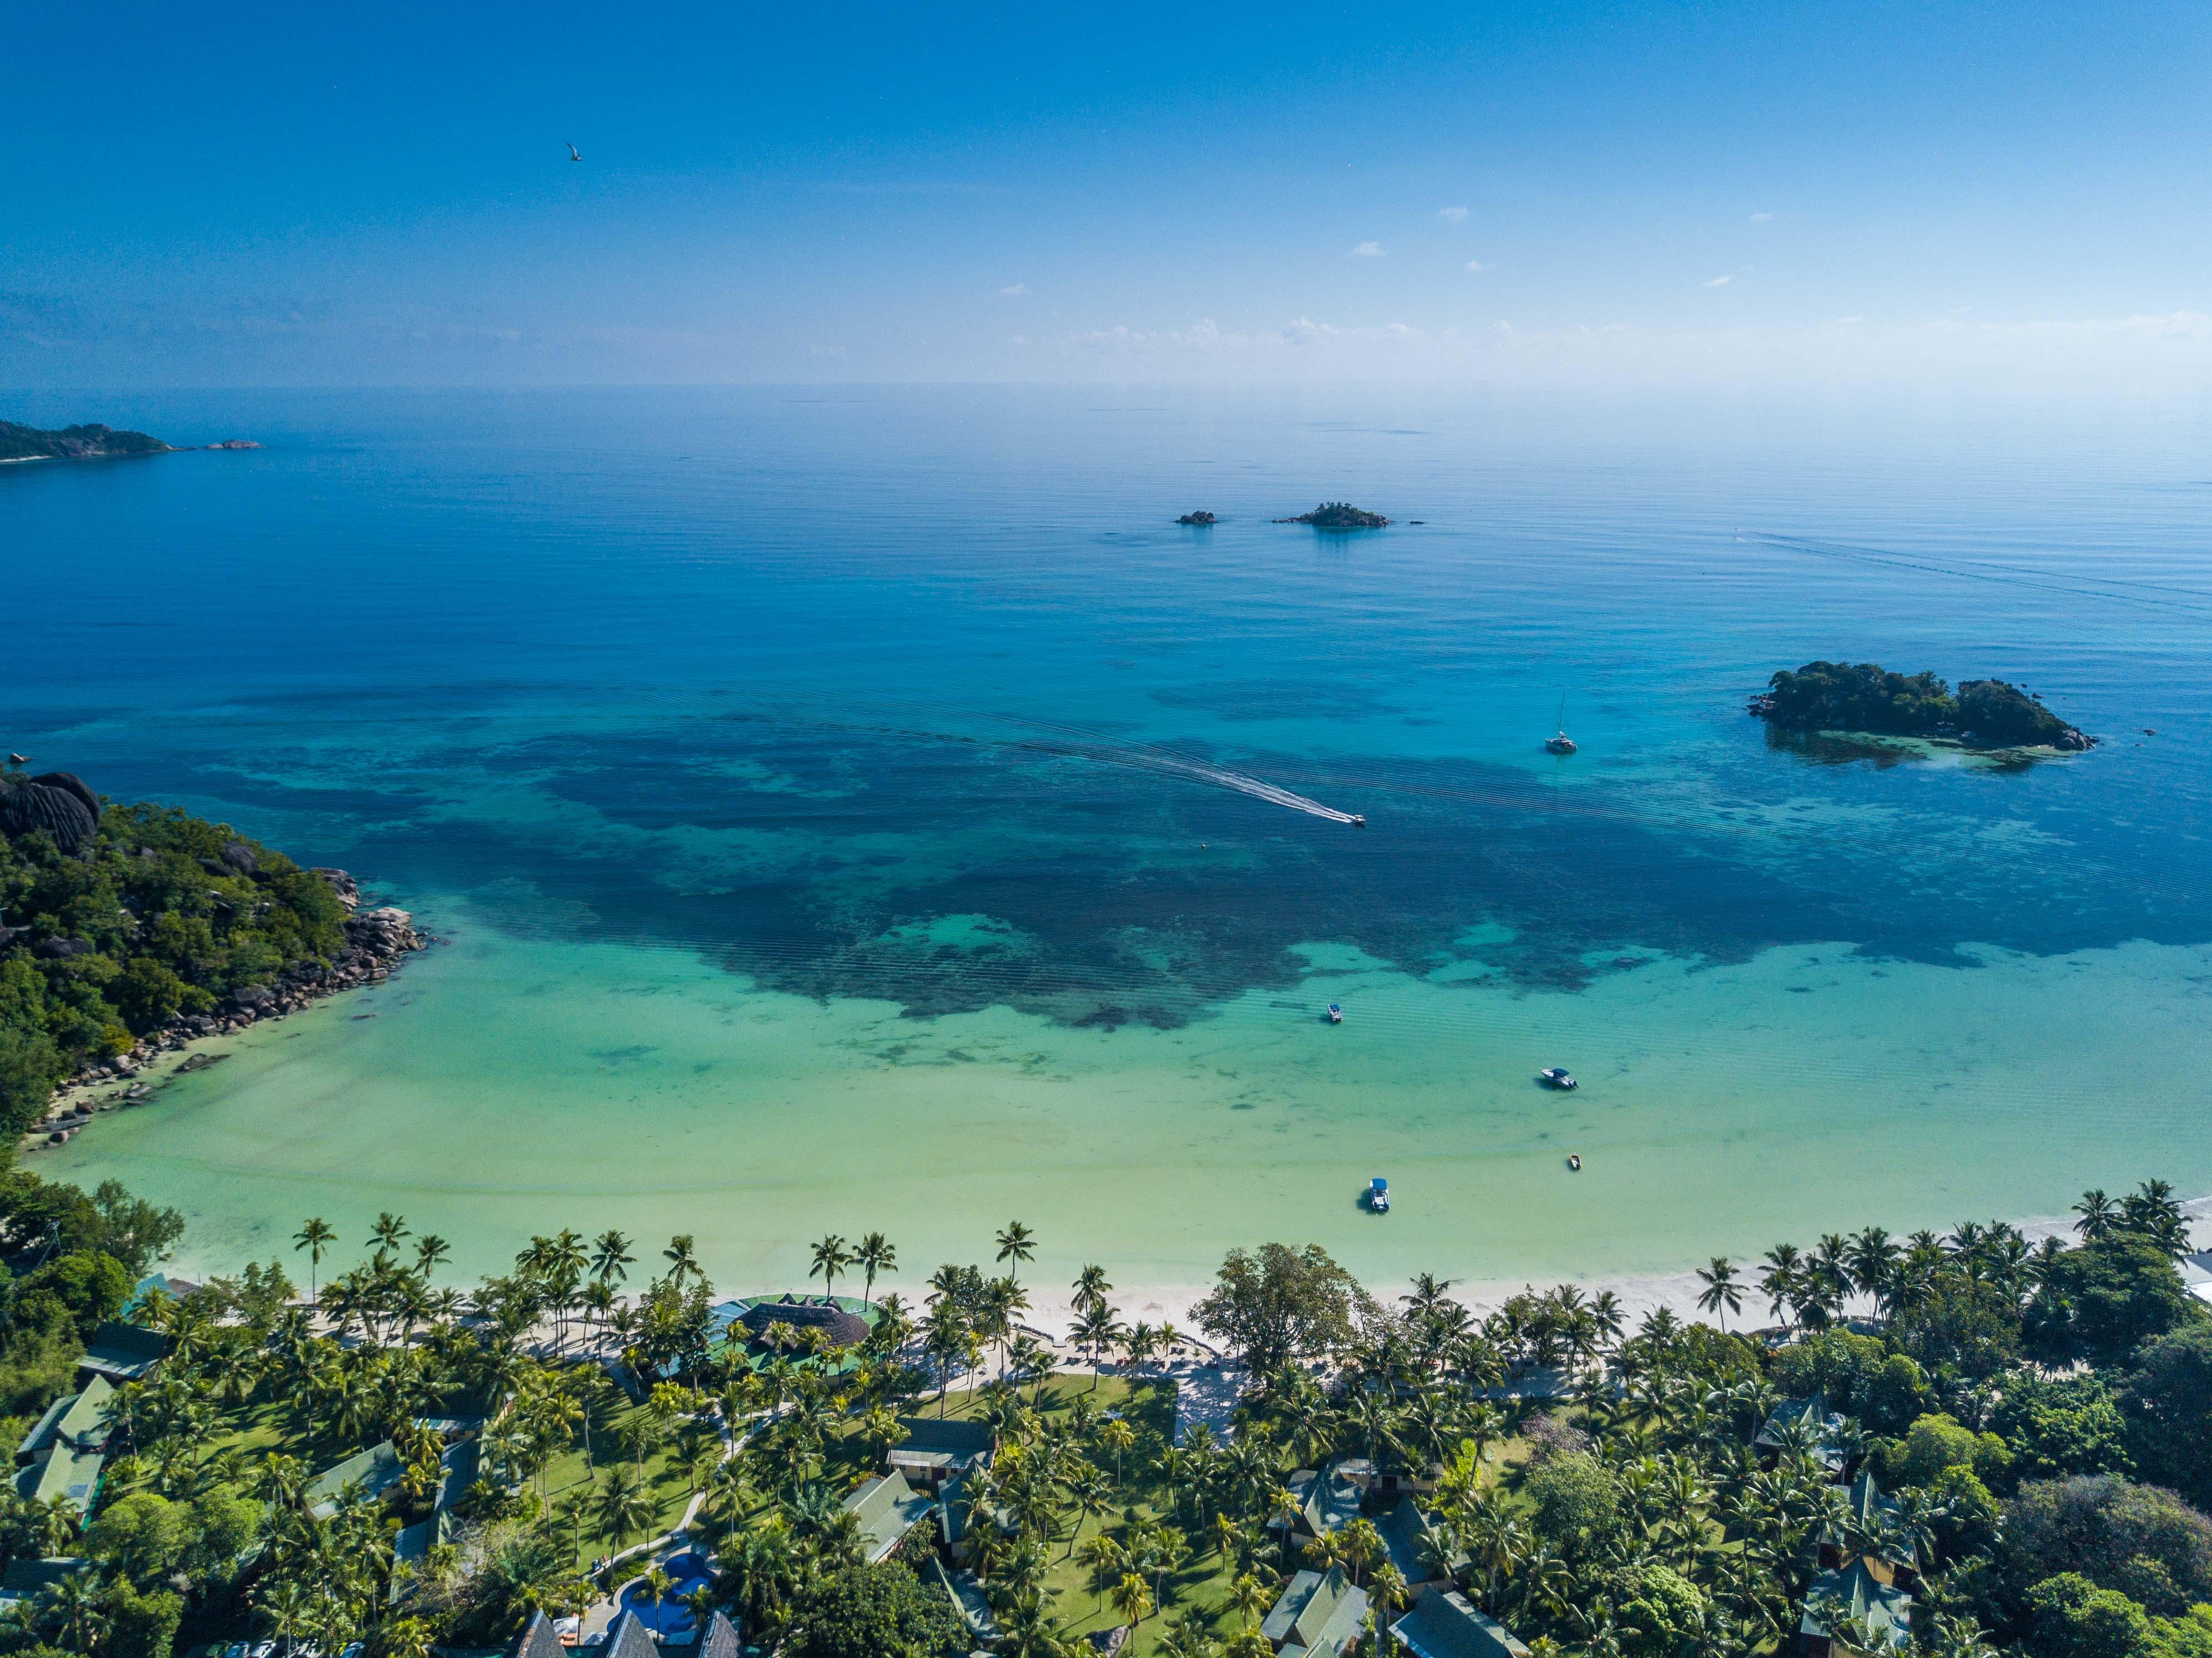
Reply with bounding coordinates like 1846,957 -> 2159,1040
7,385 -> 2211,1294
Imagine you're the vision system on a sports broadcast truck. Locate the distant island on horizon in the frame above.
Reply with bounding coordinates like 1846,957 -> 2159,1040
1275,500 -> 1391,528
1750,659 -> 2096,752
1,419 -> 260,462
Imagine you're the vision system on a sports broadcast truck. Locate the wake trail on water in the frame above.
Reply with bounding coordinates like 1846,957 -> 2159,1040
986,713 -> 1364,825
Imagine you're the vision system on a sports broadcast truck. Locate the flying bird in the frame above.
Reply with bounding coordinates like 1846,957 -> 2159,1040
566,143 -> 582,162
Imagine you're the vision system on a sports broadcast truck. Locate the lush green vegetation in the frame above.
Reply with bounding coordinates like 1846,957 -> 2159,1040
1753,662 -> 2092,749
0,1179 -> 2200,1658
0,772 -> 351,1139
1278,502 -> 1391,528
0,423 -> 168,462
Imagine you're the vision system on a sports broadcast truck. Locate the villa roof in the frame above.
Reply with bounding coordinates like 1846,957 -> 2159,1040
1262,1566 -> 1369,1656
307,1439 -> 404,1519
1759,1394 -> 1847,1467
16,1393 -> 74,1464
844,1471 -> 936,1563
78,1321 -> 167,1382
1820,1472 -> 1913,1562
735,1295 -> 869,1348
602,1610 -> 662,1658
929,1557 -> 999,1641
1394,1592 -> 1532,1658
698,1610 -> 743,1658
52,1376 -> 116,1452
894,1416 -> 996,1454
1801,1562 -> 1913,1648
511,1610 -> 567,1658
21,1442 -> 106,1509
1301,1460 -> 1364,1536
1379,1494 -> 1455,1583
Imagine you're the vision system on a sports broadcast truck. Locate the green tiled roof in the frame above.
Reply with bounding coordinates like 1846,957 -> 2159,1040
307,1439 -> 404,1519
843,1472 -> 935,1563
26,1444 -> 106,1508
1262,1566 -> 1369,1656
1395,1592 -> 1532,1658
1801,1561 -> 1913,1649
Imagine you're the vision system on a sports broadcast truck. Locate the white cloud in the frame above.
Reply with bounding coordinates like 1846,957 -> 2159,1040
1465,259 -> 1486,273
1749,212 -> 1774,223
1437,206 -> 1468,223
1348,241 -> 1384,258
995,283 -> 1028,298
1702,274 -> 1735,288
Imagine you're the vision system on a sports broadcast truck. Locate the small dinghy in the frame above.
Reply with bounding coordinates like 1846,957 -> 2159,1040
1568,1153 -> 1583,1172
1539,1067 -> 1578,1090
1368,1176 -> 1391,1213
1327,1003 -> 1343,1024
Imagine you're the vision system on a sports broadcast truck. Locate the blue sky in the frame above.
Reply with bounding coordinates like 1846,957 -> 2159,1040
5,1 -> 2206,386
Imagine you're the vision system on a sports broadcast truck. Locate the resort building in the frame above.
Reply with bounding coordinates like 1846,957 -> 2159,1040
1377,1493 -> 1457,1595
1272,1459 -> 1365,1542
1800,1560 -> 1913,1657
77,1320 -> 168,1384
1758,1394 -> 1849,1473
888,1415 -> 997,1490
1816,1472 -> 1917,1582
842,1470 -> 938,1564
730,1294 -> 871,1352
1393,1592 -> 1533,1658
14,1373 -> 116,1510
306,1439 -> 406,1521
1259,1564 -> 1369,1656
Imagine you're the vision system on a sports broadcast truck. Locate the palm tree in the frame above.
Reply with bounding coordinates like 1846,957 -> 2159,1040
413,1233 -> 450,1280
593,1229 -> 636,1287
1062,1465 -> 1110,1558
855,1231 -> 897,1304
1695,1258 -> 1744,1331
1072,1263 -> 1112,1314
808,1235 -> 851,1299
995,1221 -> 1037,1282
595,1463 -> 656,1550
294,1217 -> 335,1304
370,1211 -> 411,1252
1075,1301 -> 1127,1387
2072,1189 -> 2117,1240
1228,1569 -> 1272,1628
1097,1416 -> 1137,1485
662,1234 -> 700,1287
1110,1570 -> 1154,1634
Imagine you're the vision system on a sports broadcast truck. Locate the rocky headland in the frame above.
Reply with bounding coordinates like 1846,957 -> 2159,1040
0,420 -> 261,462
24,879 -> 427,1152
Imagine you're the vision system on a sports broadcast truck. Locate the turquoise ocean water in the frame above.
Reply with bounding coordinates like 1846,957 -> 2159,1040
7,386 -> 2210,1296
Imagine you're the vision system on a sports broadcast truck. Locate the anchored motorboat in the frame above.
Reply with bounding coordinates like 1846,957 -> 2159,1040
1568,1153 -> 1583,1172
1327,1003 -> 1343,1024
1539,1067 -> 1578,1090
1369,1176 -> 1391,1213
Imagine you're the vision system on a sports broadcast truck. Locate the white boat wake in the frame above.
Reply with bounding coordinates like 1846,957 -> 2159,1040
994,715 -> 1364,825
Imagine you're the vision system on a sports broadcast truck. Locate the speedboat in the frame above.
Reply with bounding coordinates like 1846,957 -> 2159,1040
1350,814 -> 1366,827
1369,1176 -> 1390,1213
1327,1003 -> 1343,1024
1539,1067 -> 1577,1090
1568,1153 -> 1583,1172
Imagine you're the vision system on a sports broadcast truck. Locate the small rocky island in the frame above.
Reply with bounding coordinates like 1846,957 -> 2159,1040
1750,661 -> 2096,753
0,419 -> 261,461
1,764 -> 426,1151
1176,510 -> 1217,525
1276,501 -> 1390,528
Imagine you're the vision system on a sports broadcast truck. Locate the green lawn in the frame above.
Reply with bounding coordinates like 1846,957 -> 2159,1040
536,1399 -> 704,1567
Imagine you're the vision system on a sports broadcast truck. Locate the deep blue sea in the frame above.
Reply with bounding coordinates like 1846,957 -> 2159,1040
7,386 -> 2211,1292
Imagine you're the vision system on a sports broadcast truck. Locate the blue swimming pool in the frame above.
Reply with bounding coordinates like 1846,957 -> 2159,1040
617,1548 -> 714,1638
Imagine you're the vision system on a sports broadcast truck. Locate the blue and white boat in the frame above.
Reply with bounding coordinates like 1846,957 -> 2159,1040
1369,1176 -> 1390,1213
1327,1002 -> 1343,1024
